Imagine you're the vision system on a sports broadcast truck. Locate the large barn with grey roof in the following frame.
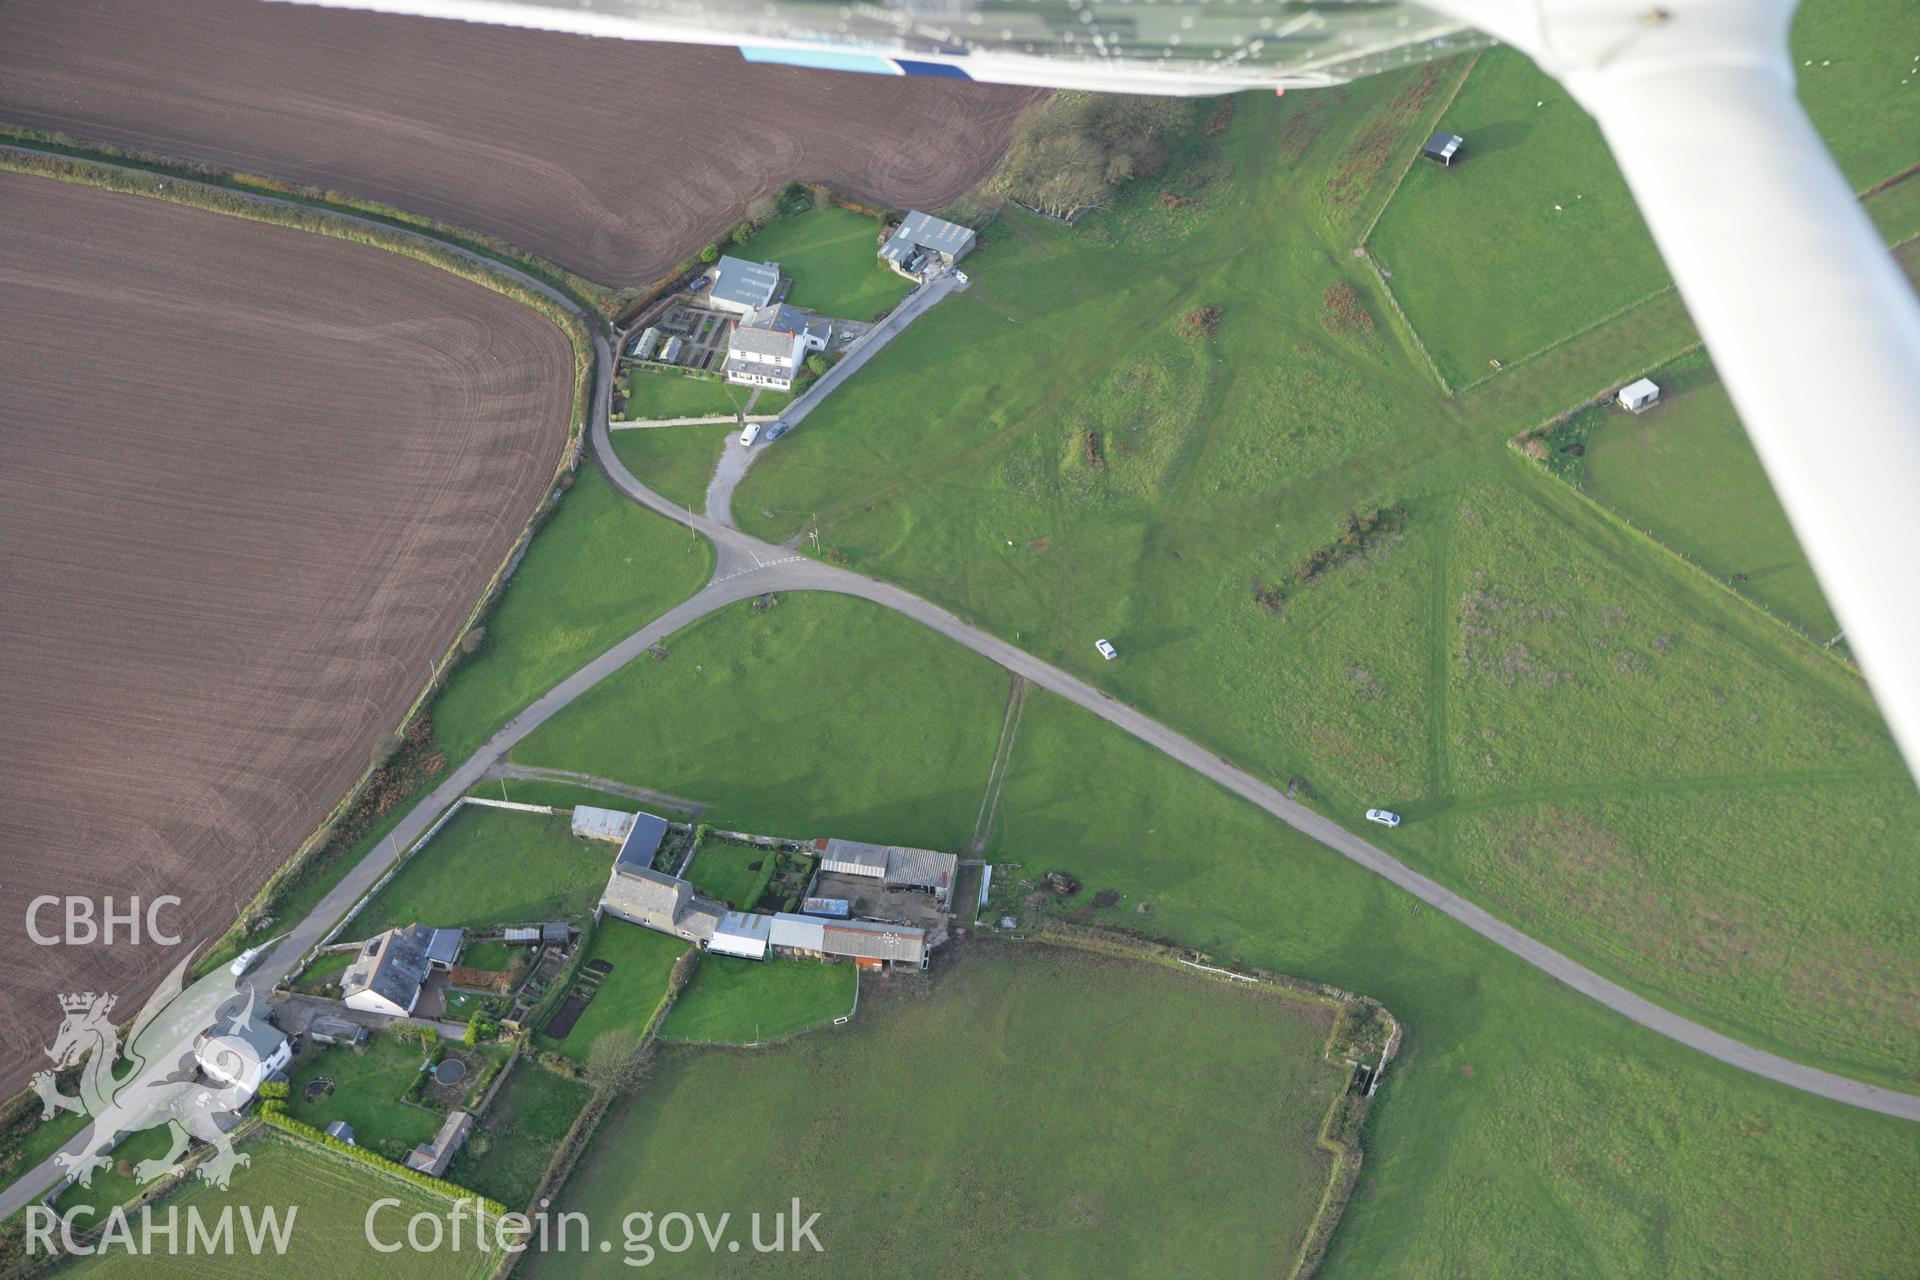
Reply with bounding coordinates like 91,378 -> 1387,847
879,211 -> 975,281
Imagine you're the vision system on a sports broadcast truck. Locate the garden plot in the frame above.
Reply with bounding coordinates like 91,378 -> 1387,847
540,920 -> 690,1060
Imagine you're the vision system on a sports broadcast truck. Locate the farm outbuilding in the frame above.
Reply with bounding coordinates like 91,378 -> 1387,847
817,839 -> 888,879
769,912 -> 826,954
628,326 -> 662,360
815,837 -> 958,906
767,911 -> 926,968
572,805 -> 638,844
1618,377 -> 1661,412
709,910 -> 773,961
709,255 -> 781,314
615,810 -> 670,873
423,926 -> 464,971
1423,131 -> 1464,166
307,1015 -> 367,1047
406,1110 -> 473,1178
879,210 -> 976,281
821,919 -> 928,969
658,335 -> 685,365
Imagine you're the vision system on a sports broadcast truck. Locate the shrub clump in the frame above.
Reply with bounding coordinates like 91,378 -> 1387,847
1178,305 -> 1223,340
1320,281 -> 1376,339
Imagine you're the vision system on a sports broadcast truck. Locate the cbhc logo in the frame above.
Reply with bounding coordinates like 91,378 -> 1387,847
25,896 -> 182,946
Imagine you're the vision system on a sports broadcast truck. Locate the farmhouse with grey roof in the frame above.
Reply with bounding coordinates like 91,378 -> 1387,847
724,302 -> 830,391
600,865 -> 688,932
599,864 -> 723,943
341,923 -> 435,1018
194,1014 -> 291,1098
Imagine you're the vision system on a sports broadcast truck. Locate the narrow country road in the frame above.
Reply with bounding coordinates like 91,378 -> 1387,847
0,148 -> 1908,1230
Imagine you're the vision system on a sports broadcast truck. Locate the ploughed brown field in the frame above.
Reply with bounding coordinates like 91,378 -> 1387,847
0,171 -> 573,1092
0,0 -> 1042,286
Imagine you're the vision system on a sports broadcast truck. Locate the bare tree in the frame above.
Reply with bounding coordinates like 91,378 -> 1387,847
584,1029 -> 654,1095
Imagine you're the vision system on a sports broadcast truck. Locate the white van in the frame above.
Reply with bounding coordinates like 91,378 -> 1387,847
739,421 -> 762,447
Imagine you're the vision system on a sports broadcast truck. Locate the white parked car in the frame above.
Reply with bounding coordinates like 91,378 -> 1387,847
739,421 -> 761,447
1365,809 -> 1401,828
1095,639 -> 1118,661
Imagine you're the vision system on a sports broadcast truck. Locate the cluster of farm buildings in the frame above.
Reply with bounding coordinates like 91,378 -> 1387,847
626,209 -> 974,392
588,807 -> 951,968
324,805 -> 950,1042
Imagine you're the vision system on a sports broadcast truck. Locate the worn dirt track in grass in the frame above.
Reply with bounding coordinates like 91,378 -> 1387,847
0,172 -> 572,1093
0,0 -> 1041,286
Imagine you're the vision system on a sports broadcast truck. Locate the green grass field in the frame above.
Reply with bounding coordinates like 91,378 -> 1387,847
659,955 -> 856,1045
61,1135 -> 493,1279
445,1061 -> 590,1210
736,204 -> 910,321
981,688 -> 1920,1278
1365,0 -> 1920,388
50,1126 -> 179,1232
608,424 -> 731,514
542,919 -> 689,1060
529,944 -> 1347,1277
621,368 -> 744,421
511,594 -> 1009,848
680,838 -> 773,909
1365,48 -> 1666,388
1576,353 -> 1840,639
354,805 -> 614,933
428,457 -> 714,766
486,586 -> 1919,1275
285,1033 -> 442,1161
719,74 -> 1918,1087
